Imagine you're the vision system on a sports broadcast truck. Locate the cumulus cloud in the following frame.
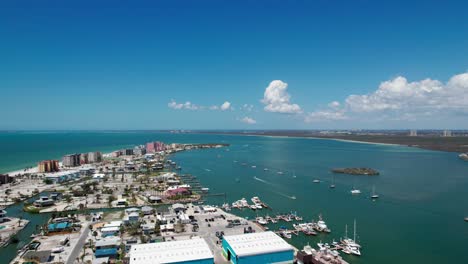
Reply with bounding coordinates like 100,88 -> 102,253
220,101 -> 232,111
262,80 -> 302,114
306,72 -> 468,122
345,73 -> 468,116
240,116 -> 257,124
168,100 -> 199,110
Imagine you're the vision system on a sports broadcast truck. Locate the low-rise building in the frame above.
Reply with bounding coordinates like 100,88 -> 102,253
101,226 -> 120,237
34,196 -> 55,207
129,238 -> 214,264
222,231 -> 294,264
45,170 -> 80,184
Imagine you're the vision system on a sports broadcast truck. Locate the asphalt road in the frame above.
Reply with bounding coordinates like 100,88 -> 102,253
66,227 -> 90,264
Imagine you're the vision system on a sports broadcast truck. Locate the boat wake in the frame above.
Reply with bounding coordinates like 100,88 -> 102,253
253,176 -> 275,186
253,176 -> 296,200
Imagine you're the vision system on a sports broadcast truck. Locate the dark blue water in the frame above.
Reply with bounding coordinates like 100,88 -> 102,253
1,131 -> 467,263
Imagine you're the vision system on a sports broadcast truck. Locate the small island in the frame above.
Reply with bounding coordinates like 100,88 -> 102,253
331,167 -> 380,176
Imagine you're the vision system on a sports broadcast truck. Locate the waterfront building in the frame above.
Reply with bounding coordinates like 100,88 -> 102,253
80,153 -> 88,164
146,141 -> 166,153
62,153 -> 80,167
38,160 -> 60,173
0,174 -> 14,185
134,145 -> 146,156
129,238 -> 214,264
88,151 -> 103,163
222,231 -> 294,264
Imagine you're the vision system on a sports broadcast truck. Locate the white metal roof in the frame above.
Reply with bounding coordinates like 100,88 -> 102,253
222,231 -> 294,257
130,238 -> 213,264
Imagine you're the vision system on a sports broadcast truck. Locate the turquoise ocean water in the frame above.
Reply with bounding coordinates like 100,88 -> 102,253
0,131 -> 467,263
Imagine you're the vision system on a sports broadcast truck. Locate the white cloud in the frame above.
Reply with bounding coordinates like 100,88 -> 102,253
328,101 -> 341,109
307,72 -> 468,123
220,101 -> 232,111
344,73 -> 468,116
209,105 -> 219,110
241,104 -> 254,112
262,80 -> 302,114
168,100 -> 200,110
305,110 -> 348,122
240,116 -> 257,124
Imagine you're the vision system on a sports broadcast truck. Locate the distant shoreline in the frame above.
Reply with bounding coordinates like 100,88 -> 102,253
195,131 -> 468,153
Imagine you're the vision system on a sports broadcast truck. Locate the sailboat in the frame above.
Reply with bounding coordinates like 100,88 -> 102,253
341,220 -> 362,256
350,181 -> 361,195
371,185 -> 379,199
330,174 -> 336,189
292,170 -> 297,178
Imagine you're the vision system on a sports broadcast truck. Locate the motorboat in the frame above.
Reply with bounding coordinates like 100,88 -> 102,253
277,171 -> 284,175
255,204 -> 262,209
250,205 -> 257,210
256,217 -> 268,225
313,179 -> 320,183
351,189 -> 361,195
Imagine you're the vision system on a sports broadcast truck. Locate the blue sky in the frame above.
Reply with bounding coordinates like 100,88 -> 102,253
1,0 -> 468,130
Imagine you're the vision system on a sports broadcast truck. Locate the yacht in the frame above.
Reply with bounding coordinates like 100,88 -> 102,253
290,196 -> 297,200
465,217 -> 468,222
255,204 -> 262,209
250,205 -> 257,210
277,171 -> 284,175
263,168 -> 269,171
313,179 -> 320,183
330,174 -> 336,188
316,214 -> 331,233
292,170 -> 297,178
350,189 -> 361,195
251,165 -> 256,168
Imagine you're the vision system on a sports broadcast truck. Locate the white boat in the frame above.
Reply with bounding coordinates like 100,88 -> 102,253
330,174 -> 336,188
256,217 -> 268,225
201,187 -> 209,193
277,171 -> 284,175
264,168 -> 269,171
240,198 -> 249,208
280,230 -> 292,239
341,220 -> 362,256
255,204 -> 262,209
313,179 -> 320,183
290,196 -> 297,200
292,170 -> 297,178
351,189 -> 361,195
251,197 -> 261,203
251,165 -> 256,168
316,214 -> 331,233
371,185 -> 379,199
250,205 -> 257,210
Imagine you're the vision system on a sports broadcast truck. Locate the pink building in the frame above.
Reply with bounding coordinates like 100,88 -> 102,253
146,141 -> 166,153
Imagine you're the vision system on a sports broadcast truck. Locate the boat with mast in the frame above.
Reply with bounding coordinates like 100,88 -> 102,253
341,220 -> 361,256
330,174 -> 336,188
371,185 -> 379,199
